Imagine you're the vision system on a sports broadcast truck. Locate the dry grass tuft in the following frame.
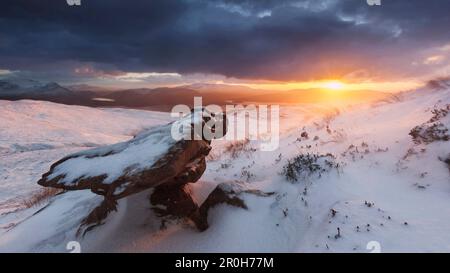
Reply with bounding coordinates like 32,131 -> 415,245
20,187 -> 63,209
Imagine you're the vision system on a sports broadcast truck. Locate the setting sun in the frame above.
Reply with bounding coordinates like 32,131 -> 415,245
322,81 -> 345,90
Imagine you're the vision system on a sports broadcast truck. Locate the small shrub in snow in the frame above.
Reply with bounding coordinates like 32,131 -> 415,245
334,227 -> 341,239
300,131 -> 309,139
281,153 -> 340,182
402,148 -> 418,160
330,209 -> 337,217
241,169 -> 254,182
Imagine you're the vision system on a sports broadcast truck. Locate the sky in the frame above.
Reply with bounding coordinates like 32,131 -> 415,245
1,0 -> 450,91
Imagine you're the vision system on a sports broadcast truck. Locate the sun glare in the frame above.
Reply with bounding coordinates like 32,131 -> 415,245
322,81 -> 345,90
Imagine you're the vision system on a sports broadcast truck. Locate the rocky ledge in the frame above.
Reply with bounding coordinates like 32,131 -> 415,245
36,109 -> 265,235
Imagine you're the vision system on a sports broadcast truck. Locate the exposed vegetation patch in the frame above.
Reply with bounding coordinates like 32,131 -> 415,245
410,105 -> 450,144
282,153 -> 341,182
20,188 -> 63,209
341,142 -> 388,161
410,123 -> 449,144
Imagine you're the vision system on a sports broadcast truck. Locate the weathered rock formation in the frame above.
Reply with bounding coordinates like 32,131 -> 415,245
37,108 -> 235,235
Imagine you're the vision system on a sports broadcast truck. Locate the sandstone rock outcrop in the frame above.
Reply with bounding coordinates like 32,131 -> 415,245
38,108 -> 229,234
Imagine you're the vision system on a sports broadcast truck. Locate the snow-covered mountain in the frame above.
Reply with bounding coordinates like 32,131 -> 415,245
0,81 -> 448,252
64,84 -> 117,93
0,77 -> 72,97
0,77 -> 42,89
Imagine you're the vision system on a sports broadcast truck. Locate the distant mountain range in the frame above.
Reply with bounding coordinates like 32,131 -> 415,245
0,77 -> 96,106
0,78 -> 72,97
0,77 -> 395,110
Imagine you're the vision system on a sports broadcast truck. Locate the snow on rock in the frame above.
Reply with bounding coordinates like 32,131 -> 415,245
39,125 -> 179,188
37,108 -> 228,234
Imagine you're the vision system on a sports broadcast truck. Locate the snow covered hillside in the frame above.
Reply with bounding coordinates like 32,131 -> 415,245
0,100 -> 172,220
0,82 -> 449,252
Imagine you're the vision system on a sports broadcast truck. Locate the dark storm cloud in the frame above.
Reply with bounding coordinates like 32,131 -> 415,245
1,0 -> 450,81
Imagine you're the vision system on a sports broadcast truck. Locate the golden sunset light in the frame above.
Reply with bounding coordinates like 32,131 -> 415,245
321,81 -> 346,90
1,0 -> 450,256
238,79 -> 423,93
